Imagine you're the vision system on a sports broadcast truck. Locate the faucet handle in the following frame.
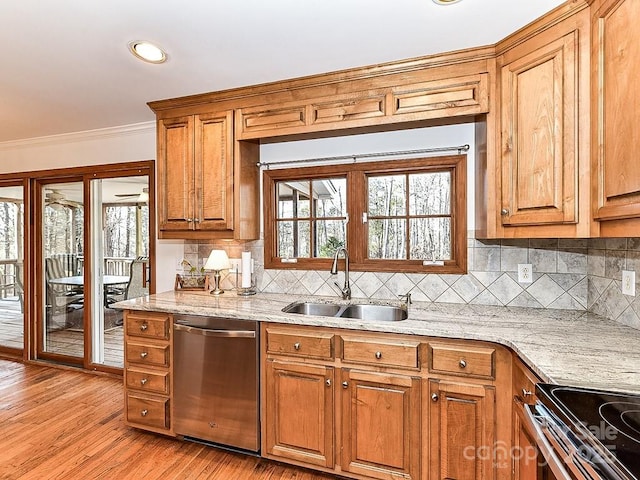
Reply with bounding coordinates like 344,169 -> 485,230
399,292 -> 412,306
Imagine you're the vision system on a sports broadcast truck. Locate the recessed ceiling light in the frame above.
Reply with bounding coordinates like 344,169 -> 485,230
128,40 -> 167,64
432,0 -> 462,4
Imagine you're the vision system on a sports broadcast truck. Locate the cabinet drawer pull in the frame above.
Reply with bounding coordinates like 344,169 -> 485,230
140,352 -> 148,359
141,409 -> 148,417
501,208 -> 509,216
326,379 -> 331,387
293,342 -> 301,351
140,378 -> 148,386
522,388 -> 533,397
459,359 -> 467,369
342,381 -> 349,389
431,393 -> 439,402
140,323 -> 148,331
375,351 -> 382,359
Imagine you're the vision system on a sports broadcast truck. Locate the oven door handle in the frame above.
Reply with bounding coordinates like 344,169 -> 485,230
522,403 -> 574,480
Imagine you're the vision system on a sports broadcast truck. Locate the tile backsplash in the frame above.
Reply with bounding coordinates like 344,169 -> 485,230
185,236 -> 640,329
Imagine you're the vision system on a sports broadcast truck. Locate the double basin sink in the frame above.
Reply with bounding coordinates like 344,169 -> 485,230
282,301 -> 408,322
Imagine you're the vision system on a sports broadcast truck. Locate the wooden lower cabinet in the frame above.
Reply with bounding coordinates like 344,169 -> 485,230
264,359 -> 335,468
428,380 -> 496,480
513,402 -> 542,480
261,324 -> 516,480
341,369 -> 421,480
123,310 -> 174,436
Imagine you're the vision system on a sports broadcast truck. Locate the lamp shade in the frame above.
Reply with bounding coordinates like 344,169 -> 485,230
204,249 -> 231,271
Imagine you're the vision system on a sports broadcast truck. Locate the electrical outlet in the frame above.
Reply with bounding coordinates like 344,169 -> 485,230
622,270 -> 636,296
517,264 -> 533,284
228,258 -> 242,274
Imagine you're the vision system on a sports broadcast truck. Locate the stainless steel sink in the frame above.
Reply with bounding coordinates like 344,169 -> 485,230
282,302 -> 408,321
339,304 -> 408,321
281,302 -> 343,317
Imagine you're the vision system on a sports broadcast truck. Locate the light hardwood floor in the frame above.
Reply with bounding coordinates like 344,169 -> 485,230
0,359 -> 338,480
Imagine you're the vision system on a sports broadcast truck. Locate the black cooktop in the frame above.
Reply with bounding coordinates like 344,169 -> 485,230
537,383 -> 640,479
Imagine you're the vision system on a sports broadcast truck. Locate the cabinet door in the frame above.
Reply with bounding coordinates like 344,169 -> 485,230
429,380 -> 496,480
341,369 -> 421,480
157,116 -> 195,231
593,0 -> 640,222
264,360 -> 334,468
194,111 -> 235,231
500,31 -> 578,227
513,402 -> 542,480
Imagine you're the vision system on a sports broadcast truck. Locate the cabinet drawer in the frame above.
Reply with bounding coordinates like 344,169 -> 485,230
126,313 -> 170,340
126,368 -> 169,395
126,393 -> 169,430
429,343 -> 495,379
342,336 -> 419,369
267,329 -> 334,359
126,342 -> 170,368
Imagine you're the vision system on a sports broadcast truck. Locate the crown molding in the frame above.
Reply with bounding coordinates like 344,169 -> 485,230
0,121 -> 155,150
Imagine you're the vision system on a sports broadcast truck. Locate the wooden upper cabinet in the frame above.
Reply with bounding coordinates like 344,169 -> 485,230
500,32 -> 578,227
236,72 -> 489,141
592,0 -> 640,233
156,110 -> 259,240
194,112 -> 234,231
497,8 -> 591,237
476,4 -> 592,239
158,111 -> 233,234
157,116 -> 194,232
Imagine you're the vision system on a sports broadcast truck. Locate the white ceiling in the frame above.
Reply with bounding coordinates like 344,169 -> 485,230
0,0 -> 565,143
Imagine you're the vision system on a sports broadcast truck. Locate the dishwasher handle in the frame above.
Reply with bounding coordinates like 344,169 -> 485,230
174,323 -> 256,338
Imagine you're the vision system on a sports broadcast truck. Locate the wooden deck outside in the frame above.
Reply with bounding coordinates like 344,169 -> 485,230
0,359 -> 337,480
0,298 -> 124,368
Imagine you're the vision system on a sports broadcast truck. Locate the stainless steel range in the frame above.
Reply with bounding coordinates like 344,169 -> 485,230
533,383 -> 640,480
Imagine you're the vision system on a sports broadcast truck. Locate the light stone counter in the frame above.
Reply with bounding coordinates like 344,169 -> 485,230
114,291 -> 640,395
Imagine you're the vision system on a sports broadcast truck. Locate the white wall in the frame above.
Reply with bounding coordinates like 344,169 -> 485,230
0,122 -> 180,293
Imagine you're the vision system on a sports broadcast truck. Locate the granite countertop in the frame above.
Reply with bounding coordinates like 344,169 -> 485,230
114,291 -> 640,395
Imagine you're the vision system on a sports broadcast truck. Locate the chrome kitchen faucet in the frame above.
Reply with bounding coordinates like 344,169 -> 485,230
330,247 -> 351,300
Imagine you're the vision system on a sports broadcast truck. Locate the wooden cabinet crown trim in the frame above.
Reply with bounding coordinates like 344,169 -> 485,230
148,46 -> 496,112
496,1 -> 590,55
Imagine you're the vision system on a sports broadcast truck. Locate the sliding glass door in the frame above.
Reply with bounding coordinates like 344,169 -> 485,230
35,166 -> 153,371
91,175 -> 150,368
0,182 -> 25,353
40,180 -> 85,361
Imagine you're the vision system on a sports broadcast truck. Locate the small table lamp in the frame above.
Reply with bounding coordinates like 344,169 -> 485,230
204,249 -> 231,295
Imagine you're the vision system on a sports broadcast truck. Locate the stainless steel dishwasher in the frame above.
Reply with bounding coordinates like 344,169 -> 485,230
173,315 -> 259,453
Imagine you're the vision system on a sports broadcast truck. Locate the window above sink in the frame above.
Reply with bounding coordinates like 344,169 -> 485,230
263,156 -> 467,274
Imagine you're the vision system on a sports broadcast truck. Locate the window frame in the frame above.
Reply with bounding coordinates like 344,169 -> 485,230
263,155 -> 466,274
